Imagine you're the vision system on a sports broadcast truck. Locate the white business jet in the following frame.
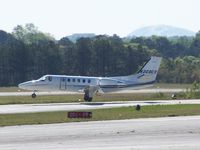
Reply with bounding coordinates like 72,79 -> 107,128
18,56 -> 161,102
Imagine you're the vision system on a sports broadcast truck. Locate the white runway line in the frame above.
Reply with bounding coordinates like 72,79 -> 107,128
0,116 -> 200,150
0,99 -> 200,114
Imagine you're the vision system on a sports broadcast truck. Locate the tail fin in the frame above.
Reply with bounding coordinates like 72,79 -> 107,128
137,56 -> 162,82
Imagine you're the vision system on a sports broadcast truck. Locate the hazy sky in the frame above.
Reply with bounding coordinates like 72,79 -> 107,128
0,0 -> 200,39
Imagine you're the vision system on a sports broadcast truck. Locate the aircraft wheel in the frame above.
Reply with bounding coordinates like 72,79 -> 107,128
84,94 -> 89,102
32,93 -> 36,98
88,97 -> 93,102
135,104 -> 141,111
84,94 -> 92,102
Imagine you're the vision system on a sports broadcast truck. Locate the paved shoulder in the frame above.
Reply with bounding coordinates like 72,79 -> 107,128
0,116 -> 200,150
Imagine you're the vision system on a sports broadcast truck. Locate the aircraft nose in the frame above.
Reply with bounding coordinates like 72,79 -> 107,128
18,81 -> 36,90
18,82 -> 27,89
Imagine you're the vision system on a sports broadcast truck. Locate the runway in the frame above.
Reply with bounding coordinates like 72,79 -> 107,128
0,99 -> 200,114
0,115 -> 200,150
0,88 -> 185,97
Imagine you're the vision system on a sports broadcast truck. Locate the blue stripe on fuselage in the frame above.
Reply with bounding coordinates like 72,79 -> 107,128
99,80 -> 155,89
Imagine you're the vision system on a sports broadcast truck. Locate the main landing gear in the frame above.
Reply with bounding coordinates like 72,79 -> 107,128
84,90 -> 93,102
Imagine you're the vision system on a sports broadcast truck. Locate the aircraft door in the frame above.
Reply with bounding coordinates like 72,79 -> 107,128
60,77 -> 66,90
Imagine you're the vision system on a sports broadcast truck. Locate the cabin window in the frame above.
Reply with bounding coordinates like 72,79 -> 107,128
88,79 -> 91,83
82,79 -> 85,83
48,76 -> 52,81
67,78 -> 70,82
78,79 -> 80,83
73,78 -> 76,82
62,78 -> 65,82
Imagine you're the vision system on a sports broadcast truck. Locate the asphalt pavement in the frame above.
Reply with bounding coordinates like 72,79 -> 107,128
0,99 -> 199,114
0,115 -> 200,150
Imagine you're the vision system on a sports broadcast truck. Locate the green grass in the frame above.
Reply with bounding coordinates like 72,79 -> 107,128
0,91 -> 198,105
0,87 -> 27,92
0,93 -> 174,105
153,83 -> 192,89
0,95 -> 83,105
0,104 -> 200,126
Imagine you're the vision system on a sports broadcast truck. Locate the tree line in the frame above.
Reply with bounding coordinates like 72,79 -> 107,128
0,23 -> 200,86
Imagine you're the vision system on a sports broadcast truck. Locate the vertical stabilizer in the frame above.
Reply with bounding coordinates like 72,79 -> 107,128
136,56 -> 162,83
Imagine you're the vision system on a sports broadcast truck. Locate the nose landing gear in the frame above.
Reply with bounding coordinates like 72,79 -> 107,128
31,93 -> 36,98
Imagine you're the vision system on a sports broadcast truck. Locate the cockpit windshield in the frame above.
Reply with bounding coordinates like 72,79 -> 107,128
39,76 -> 46,81
38,75 -> 52,82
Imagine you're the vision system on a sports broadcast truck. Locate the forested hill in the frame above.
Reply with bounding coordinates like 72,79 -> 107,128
128,25 -> 196,37
0,24 -> 200,86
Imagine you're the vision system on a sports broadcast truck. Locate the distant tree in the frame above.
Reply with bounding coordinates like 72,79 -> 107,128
108,35 -> 126,75
92,35 -> 113,76
12,23 -> 55,44
1,25 -> 200,86
58,37 -> 77,75
190,31 -> 200,56
76,38 -> 92,75
0,30 -> 28,86
158,56 -> 200,83
26,40 -> 61,79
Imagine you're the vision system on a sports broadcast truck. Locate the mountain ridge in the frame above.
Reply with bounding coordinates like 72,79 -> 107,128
66,33 -> 96,42
128,25 -> 196,37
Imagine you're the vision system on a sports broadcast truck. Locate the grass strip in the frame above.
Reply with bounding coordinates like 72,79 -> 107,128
0,93 -> 176,105
0,104 -> 200,126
